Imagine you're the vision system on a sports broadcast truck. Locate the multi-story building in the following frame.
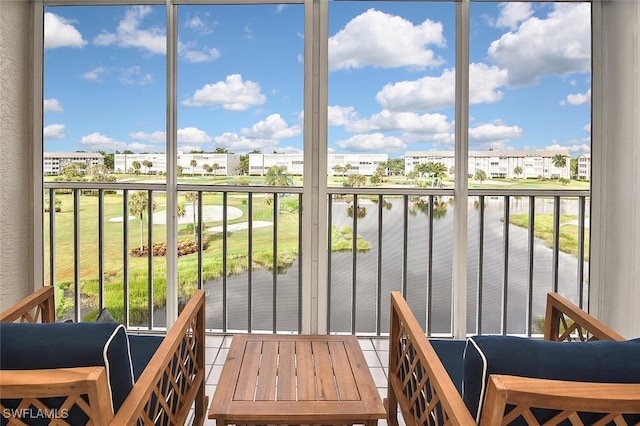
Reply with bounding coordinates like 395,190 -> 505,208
43,152 -> 104,176
405,150 -> 571,180
114,153 -> 241,176
249,153 -> 388,176
577,154 -> 591,180
249,153 -> 305,176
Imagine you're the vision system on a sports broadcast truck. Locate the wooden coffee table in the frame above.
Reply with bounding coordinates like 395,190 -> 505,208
208,334 -> 386,425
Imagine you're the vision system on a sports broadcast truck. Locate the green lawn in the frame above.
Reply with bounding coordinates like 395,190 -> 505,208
44,175 -> 589,322
45,190 -> 300,323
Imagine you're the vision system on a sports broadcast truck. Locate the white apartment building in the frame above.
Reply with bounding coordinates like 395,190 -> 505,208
249,153 -> 388,176
249,153 -> 304,175
405,150 -> 571,180
43,152 -> 104,176
577,154 -> 591,180
114,153 -> 241,176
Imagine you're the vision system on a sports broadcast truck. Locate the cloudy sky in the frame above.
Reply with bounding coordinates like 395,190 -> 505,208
43,1 -> 591,157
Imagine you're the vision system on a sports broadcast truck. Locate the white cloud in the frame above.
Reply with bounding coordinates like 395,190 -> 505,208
495,3 -> 533,30
79,132 -> 159,151
129,127 -> 212,145
561,89 -> 591,106
44,99 -> 63,113
43,124 -> 67,140
93,6 -> 166,55
346,110 -> 451,135
44,13 -> 87,49
329,9 -> 445,71
328,106 -> 358,127
376,63 -> 507,112
83,66 -> 107,81
545,142 -> 590,154
244,25 -> 254,41
335,133 -> 406,152
214,132 -> 278,152
184,15 -> 217,35
584,123 -> 591,134
119,66 -> 153,85
178,127 -> 213,144
240,114 -> 301,139
79,132 -> 128,150
181,47 -> 221,63
130,131 -> 166,143
182,74 -> 266,111
488,3 -> 591,86
469,122 -> 523,146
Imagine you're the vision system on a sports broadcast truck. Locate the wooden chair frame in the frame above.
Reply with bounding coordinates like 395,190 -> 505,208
387,291 -> 639,426
1,286 -> 207,426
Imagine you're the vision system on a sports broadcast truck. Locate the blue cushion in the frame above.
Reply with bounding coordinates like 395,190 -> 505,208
0,322 -> 135,418
463,335 -> 640,423
430,339 -> 466,395
128,334 -> 164,381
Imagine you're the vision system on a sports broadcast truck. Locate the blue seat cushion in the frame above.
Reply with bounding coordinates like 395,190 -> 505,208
463,335 -> 640,423
128,334 -> 164,381
0,322 -> 135,417
430,339 -> 466,395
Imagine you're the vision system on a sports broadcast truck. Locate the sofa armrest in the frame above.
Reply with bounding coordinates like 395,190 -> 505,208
0,286 -> 55,323
479,374 -> 640,426
544,292 -> 624,342
0,367 -> 114,425
387,291 -> 474,426
112,290 -> 207,426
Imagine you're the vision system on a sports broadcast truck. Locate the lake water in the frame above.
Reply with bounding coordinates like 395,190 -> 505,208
204,196 -> 588,335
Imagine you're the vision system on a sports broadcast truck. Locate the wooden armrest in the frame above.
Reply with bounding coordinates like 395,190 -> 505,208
112,290 -> 207,426
544,292 -> 624,342
0,286 -> 55,323
387,291 -> 475,426
0,367 -> 113,425
480,374 -> 640,426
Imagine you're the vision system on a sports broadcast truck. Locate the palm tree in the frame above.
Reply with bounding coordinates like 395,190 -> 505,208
265,165 -> 294,187
142,160 -> 152,175
212,163 -> 220,179
474,169 -> 487,185
190,159 -> 197,176
265,166 -> 294,214
132,161 -> 141,178
129,191 -> 156,251
513,166 -> 523,179
184,192 -> 199,240
552,154 -> 569,179
333,165 -> 346,184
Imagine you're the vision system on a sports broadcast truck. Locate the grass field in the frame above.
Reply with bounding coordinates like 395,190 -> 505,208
44,175 -> 589,323
45,190 -> 300,323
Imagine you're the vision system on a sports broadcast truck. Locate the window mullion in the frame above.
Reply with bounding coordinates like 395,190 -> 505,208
302,0 -> 328,334
165,0 -> 179,328
453,0 -> 470,339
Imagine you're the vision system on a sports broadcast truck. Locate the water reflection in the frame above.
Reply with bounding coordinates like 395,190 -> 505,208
204,195 -> 588,335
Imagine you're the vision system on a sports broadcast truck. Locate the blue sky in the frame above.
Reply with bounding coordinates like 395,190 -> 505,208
43,1 -> 591,158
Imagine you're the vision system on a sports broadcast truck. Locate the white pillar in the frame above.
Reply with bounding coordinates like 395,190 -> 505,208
590,0 -> 640,338
0,0 -> 37,308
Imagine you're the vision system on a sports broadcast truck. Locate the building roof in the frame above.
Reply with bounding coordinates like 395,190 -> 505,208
405,149 -> 571,158
44,152 -> 104,159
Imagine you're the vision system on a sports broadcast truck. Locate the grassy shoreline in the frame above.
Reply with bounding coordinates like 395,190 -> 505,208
44,176 -> 588,322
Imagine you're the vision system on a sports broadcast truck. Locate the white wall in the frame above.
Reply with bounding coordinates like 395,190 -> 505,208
590,0 -> 640,339
0,0 -> 35,309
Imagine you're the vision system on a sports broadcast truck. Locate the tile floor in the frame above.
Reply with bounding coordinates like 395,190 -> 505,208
199,334 -> 403,426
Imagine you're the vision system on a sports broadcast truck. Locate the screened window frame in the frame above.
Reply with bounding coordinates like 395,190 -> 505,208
33,0 -> 594,336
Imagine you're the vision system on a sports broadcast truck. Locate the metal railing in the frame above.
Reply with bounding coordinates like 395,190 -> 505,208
43,181 -> 589,337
